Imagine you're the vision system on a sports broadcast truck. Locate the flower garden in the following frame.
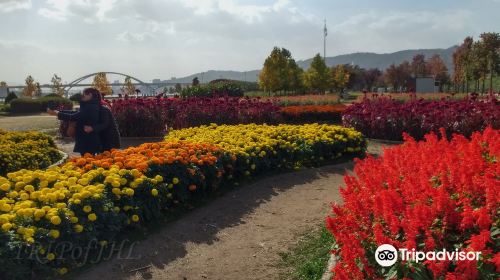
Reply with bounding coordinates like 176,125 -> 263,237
327,128 -> 499,279
0,92 -> 499,279
0,122 -> 365,278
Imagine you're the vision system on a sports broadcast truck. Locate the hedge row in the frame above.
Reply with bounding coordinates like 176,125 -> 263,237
9,96 -> 73,114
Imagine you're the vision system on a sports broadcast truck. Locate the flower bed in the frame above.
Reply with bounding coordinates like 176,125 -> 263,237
267,94 -> 341,106
0,129 -> 62,176
165,123 -> 366,177
280,104 -> 346,123
326,128 -> 500,279
0,124 -> 366,278
110,97 -> 281,137
342,98 -> 499,141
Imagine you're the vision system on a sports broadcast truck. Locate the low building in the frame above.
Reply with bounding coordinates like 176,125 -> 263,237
416,77 -> 438,93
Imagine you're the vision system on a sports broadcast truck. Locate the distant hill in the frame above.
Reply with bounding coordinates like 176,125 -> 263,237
166,70 -> 260,84
164,46 -> 457,83
297,46 -> 457,71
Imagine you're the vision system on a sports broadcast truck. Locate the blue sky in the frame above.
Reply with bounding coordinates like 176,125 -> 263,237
1,0 -> 499,84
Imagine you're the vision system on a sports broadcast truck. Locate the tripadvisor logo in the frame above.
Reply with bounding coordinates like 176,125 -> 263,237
374,244 -> 482,267
375,244 -> 398,267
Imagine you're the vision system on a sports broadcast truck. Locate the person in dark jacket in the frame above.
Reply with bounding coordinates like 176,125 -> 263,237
48,88 -> 102,155
83,97 -> 121,152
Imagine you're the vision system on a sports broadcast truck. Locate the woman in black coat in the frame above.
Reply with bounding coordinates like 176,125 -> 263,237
48,88 -> 103,155
83,101 -> 121,152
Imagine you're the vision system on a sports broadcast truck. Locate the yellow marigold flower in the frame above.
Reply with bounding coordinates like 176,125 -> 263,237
154,175 -> 163,182
58,267 -> 68,275
74,224 -> 83,233
49,229 -> 60,239
131,215 -> 139,222
172,177 -> 179,184
47,253 -> 55,261
1,222 -> 12,231
151,189 -> 158,196
88,213 -> 97,221
50,216 -> 61,225
124,188 -> 134,196
83,205 -> 92,213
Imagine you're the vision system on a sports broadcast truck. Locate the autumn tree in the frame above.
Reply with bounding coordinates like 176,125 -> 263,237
51,74 -> 65,96
121,76 -> 136,96
363,68 -> 382,91
427,55 -> 450,92
22,75 -> 38,97
411,54 -> 428,77
452,37 -> 473,92
0,81 -> 6,87
92,72 -> 113,95
330,64 -> 350,92
35,82 -> 42,97
384,61 -> 411,92
303,53 -> 330,93
259,47 -> 302,94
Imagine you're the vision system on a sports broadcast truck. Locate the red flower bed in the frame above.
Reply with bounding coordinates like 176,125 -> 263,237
280,104 -> 346,123
110,97 -> 281,137
342,98 -> 499,141
326,128 -> 500,279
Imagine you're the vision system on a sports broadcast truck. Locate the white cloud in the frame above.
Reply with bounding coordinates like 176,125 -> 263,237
38,0 -> 117,22
0,0 -> 31,13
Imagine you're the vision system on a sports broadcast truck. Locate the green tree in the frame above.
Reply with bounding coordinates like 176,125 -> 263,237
51,74 -> 65,96
303,54 -> 330,93
92,72 -> 112,95
471,40 -> 489,93
286,58 -> 303,93
479,32 -> 500,92
121,76 -> 136,96
22,75 -> 37,97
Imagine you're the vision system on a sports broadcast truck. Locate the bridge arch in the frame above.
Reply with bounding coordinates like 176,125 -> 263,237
64,72 -> 156,94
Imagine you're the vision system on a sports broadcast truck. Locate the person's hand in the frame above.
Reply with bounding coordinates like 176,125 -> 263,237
46,109 -> 59,116
84,126 -> 94,133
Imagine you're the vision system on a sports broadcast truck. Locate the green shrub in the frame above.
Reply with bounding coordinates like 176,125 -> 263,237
9,96 -> 73,114
4,92 -> 17,104
181,81 -> 244,98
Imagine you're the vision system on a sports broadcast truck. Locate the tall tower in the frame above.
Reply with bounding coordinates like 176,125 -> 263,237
323,19 -> 327,61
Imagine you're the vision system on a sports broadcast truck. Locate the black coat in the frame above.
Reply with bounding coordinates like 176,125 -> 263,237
58,98 -> 102,155
92,105 -> 121,152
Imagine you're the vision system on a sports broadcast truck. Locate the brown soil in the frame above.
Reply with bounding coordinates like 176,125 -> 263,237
73,142 -> 390,280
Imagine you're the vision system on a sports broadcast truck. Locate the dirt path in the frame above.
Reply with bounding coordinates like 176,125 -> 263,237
73,142 -> 388,280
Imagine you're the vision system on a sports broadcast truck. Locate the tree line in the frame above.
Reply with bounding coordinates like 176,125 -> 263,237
258,32 -> 500,94
0,73 -> 139,98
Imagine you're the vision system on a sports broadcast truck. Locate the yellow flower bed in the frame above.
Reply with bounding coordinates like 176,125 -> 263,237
0,129 -> 62,176
165,123 -> 366,172
0,124 -> 366,278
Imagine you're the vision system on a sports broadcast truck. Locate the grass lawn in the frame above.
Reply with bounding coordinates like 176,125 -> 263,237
0,114 -> 59,132
279,225 -> 334,280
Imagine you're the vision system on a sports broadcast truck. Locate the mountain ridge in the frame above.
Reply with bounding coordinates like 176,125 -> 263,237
163,46 -> 457,83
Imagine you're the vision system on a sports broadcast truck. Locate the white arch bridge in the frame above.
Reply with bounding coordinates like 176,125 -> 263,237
5,72 -> 191,96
